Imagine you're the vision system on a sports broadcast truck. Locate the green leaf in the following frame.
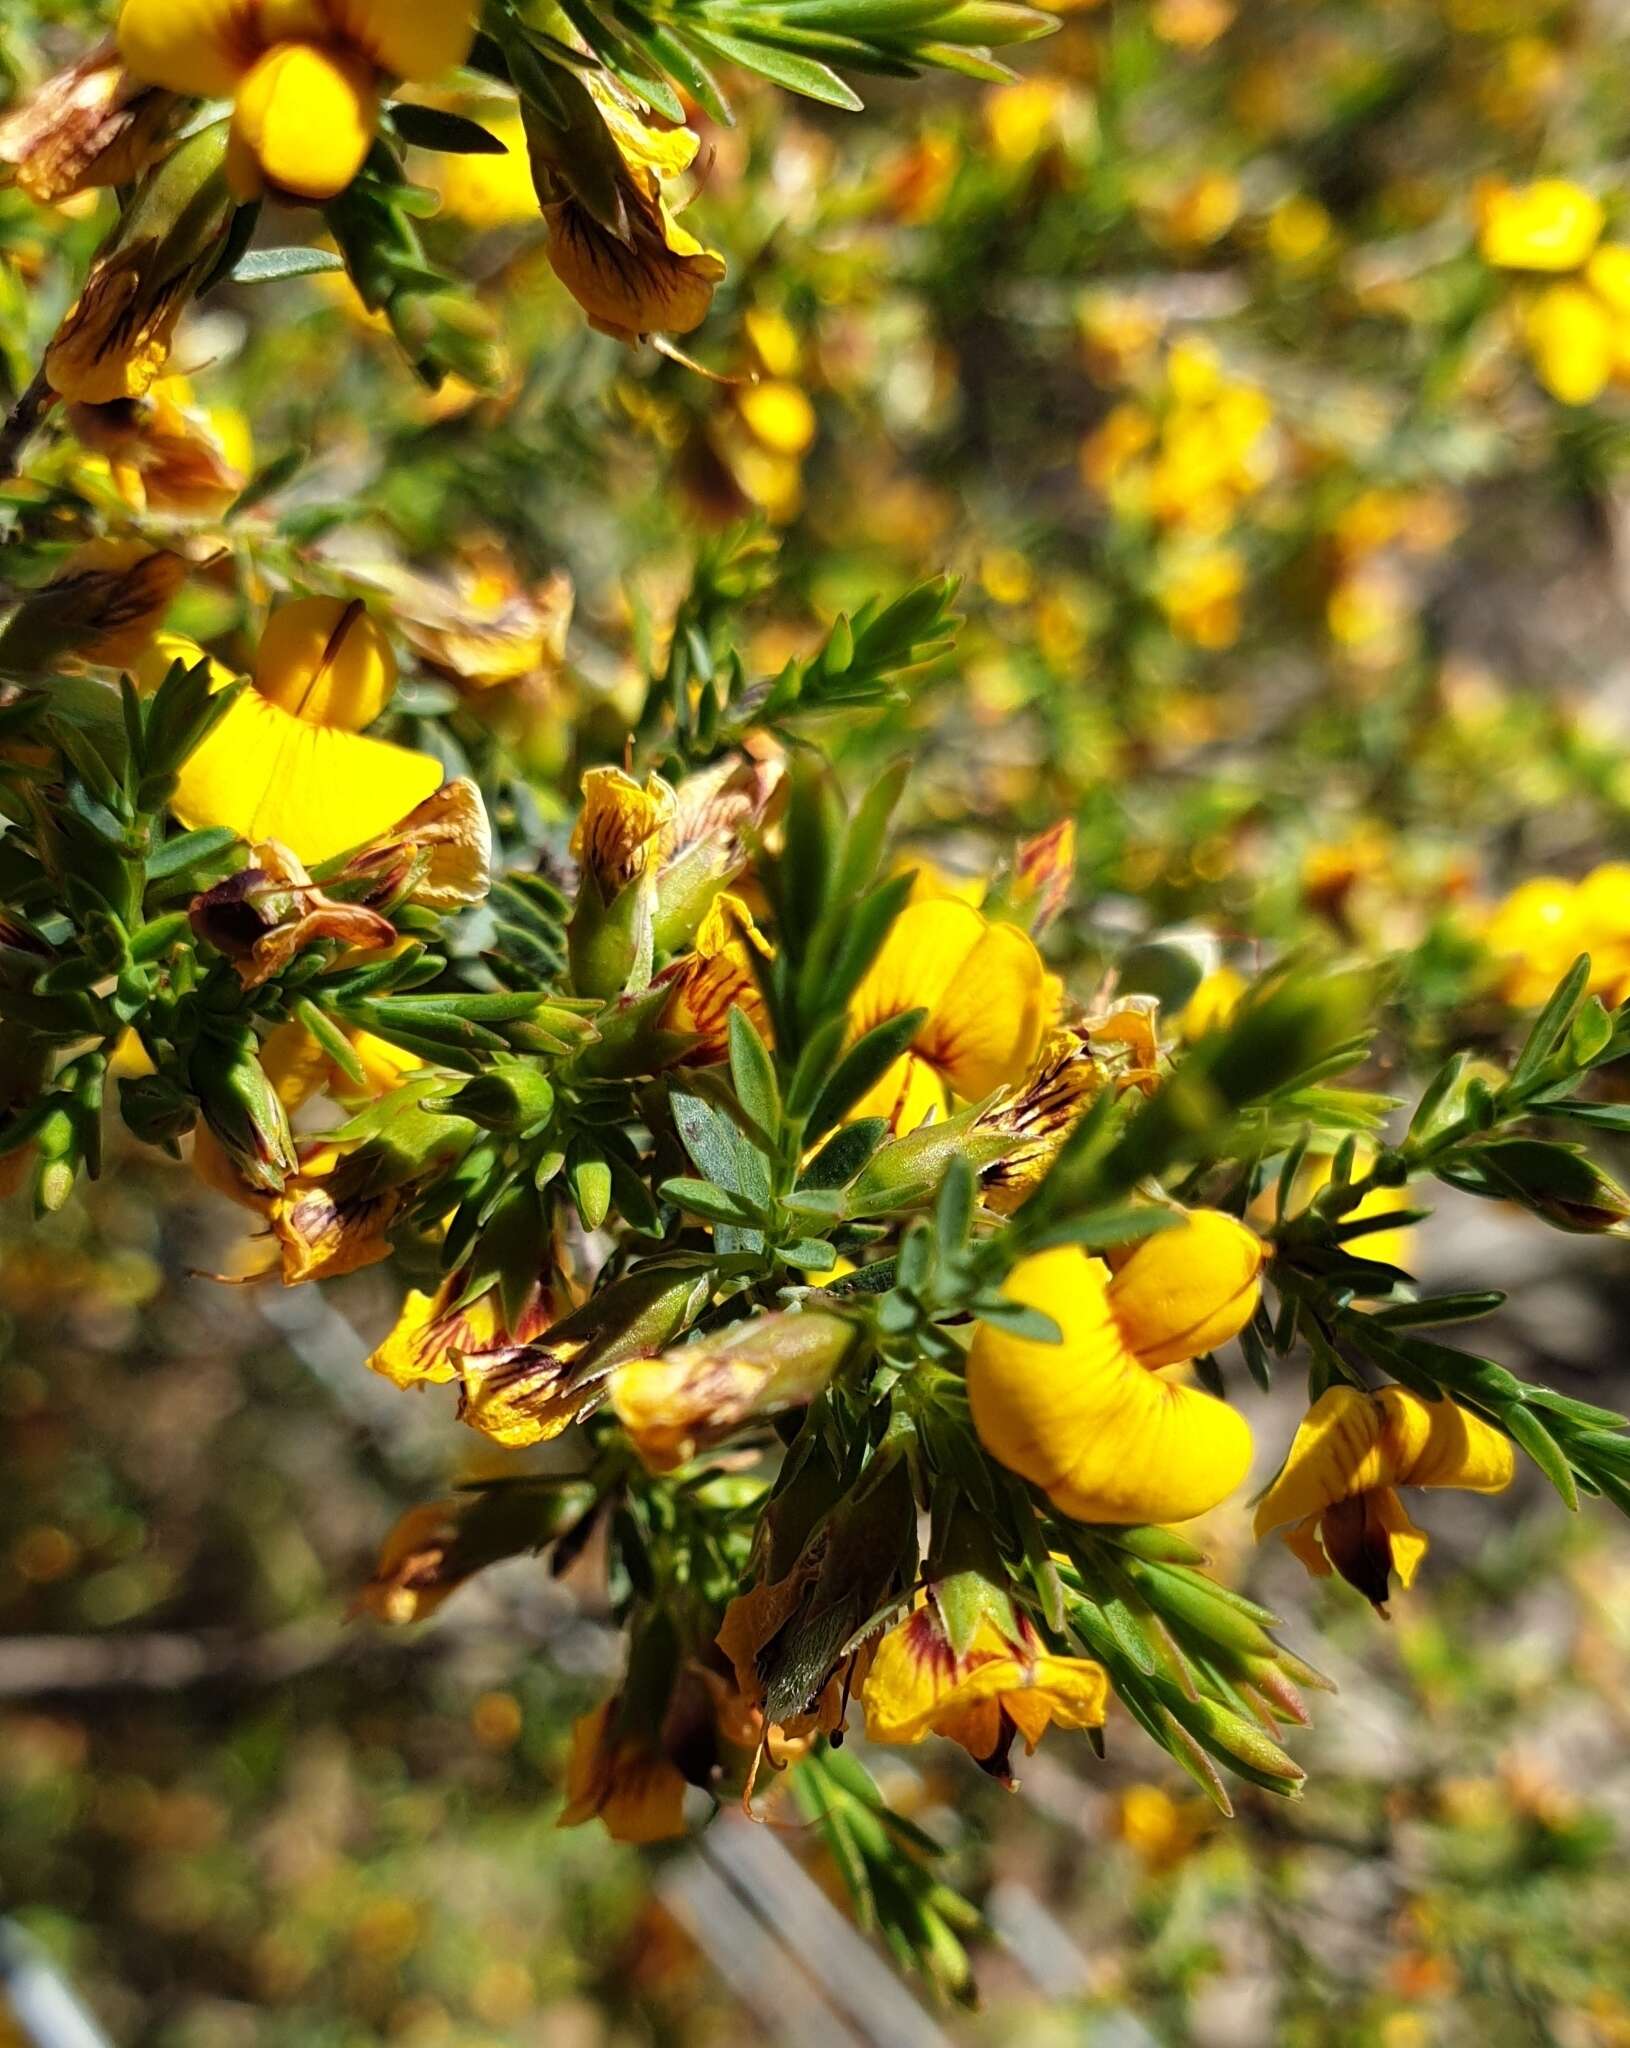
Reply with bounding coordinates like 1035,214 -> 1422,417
691,28 -> 865,107
805,1007 -> 926,1144
728,1006 -> 781,1139
1504,1402 -> 1579,1510
230,246 -> 346,284
388,103 -> 509,154
660,1175 -> 766,1226
798,1118 -> 888,1191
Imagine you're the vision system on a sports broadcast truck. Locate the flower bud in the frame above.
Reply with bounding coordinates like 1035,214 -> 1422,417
391,289 -> 509,394
434,1060 -> 555,1133
613,1307 -> 854,1471
1104,1209 -> 1266,1367
849,1107 -> 1015,1216
567,767 -> 673,999
187,1018 -> 297,1195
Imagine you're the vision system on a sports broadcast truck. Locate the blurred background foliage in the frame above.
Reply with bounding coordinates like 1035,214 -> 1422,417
8,0 -> 1630,2040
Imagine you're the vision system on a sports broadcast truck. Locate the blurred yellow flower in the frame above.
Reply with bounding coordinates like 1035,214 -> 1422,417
1484,865 -> 1630,1006
558,1696 -> 688,1843
119,0 -> 477,202
1479,179 -> 1604,271
430,111 -> 537,228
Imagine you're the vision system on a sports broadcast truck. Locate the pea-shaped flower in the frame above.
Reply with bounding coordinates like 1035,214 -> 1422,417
966,1245 -> 1254,1525
138,599 -> 442,864
118,0 -> 478,202
1103,1208 -> 1266,1367
1253,1385 -> 1515,1611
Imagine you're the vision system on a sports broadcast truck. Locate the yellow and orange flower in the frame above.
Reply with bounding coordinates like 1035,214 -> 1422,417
863,1579 -> 1107,1784
118,0 -> 479,203
965,1235 -> 1257,1524
846,898 -> 1051,1130
1254,1385 -> 1515,1610
136,601 -> 443,865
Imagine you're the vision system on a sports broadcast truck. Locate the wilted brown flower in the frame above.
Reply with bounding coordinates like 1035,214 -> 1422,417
0,41 -> 177,205
189,841 -> 396,990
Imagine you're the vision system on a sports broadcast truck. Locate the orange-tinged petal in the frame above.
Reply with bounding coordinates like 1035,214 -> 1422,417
1375,1385 -> 1516,1494
329,0 -> 480,81
1369,1485 -> 1429,1589
254,596 -> 398,730
1252,1386 -> 1388,1538
966,1246 -> 1253,1524
849,897 -> 985,1040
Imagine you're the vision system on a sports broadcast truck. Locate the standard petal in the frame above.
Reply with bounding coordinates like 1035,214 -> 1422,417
327,0 -> 480,81
917,917 -> 1049,1101
1377,1387 -> 1515,1495
118,0 -> 246,96
231,43 -> 378,202
172,691 -> 442,865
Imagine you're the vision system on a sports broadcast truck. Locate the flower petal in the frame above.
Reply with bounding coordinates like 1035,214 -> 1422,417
966,1246 -> 1253,1524
173,689 -> 442,865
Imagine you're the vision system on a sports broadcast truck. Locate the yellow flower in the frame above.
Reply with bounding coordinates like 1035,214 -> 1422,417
965,1246 -> 1254,1523
557,1695 -> 688,1843
1254,1386 -> 1514,1609
846,898 -> 1050,1129
430,110 -> 538,228
545,181 -> 724,346
655,892 -> 772,1063
862,1583 -> 1107,1785
533,93 -> 724,345
335,777 -> 494,914
0,38 -> 178,204
974,1027 -> 1103,1214
1479,179 -> 1604,271
394,544 -> 573,692
355,1501 -> 474,1624
369,1265 -> 559,1391
136,603 -> 442,865
1524,281 -> 1616,405
119,0 -> 478,203
1154,539 -> 1247,649
263,1138 -> 404,1282
1181,965 -> 1247,1041
572,766 -> 674,897
1484,867 -> 1630,1008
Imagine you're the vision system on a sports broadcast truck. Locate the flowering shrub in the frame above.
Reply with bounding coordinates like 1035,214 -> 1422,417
6,0 -> 1630,2009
